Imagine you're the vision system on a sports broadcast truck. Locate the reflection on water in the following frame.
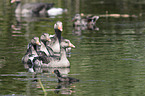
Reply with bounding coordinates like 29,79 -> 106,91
25,68 -> 78,95
1,0 -> 145,96
0,68 -> 78,95
72,25 -> 99,36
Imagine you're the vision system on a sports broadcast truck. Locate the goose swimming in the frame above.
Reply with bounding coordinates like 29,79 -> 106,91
72,13 -> 99,27
33,38 -> 75,68
22,37 -> 41,72
40,33 -> 74,57
11,0 -> 54,16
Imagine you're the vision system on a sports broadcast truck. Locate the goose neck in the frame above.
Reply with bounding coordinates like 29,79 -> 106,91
33,44 -> 40,52
41,40 -> 47,46
56,73 -> 61,77
55,29 -> 61,43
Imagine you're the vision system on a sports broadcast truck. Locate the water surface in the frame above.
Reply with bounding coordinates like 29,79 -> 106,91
1,0 -> 145,96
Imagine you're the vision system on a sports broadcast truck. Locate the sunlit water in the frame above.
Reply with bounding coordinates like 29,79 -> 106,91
1,0 -> 145,96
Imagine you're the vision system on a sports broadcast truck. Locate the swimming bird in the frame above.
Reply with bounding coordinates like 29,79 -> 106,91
61,39 -> 75,56
23,22 -> 75,68
22,37 -> 41,65
11,0 -> 54,16
27,39 -> 75,71
40,33 -> 75,56
39,21 -> 62,57
72,13 -> 99,27
48,21 -> 63,54
86,15 -> 99,25
40,33 -> 53,56
53,70 -> 79,83
48,21 -> 75,54
33,39 -> 75,68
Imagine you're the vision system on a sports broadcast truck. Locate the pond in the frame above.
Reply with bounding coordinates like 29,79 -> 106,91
1,0 -> 145,96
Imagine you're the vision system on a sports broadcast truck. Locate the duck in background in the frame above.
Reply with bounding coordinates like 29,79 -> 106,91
72,13 -> 99,35
11,0 -> 54,17
72,13 -> 99,28
85,14 -> 99,25
11,0 -> 67,17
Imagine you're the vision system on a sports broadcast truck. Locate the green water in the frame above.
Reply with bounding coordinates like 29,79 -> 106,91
1,0 -> 145,96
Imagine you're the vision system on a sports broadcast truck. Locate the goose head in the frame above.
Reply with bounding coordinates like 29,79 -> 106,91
26,37 -> 41,57
61,39 -> 75,48
54,21 -> 63,43
31,37 -> 41,45
87,15 -> 99,25
72,14 -> 81,21
40,33 -> 51,42
54,21 -> 63,31
92,16 -> 99,22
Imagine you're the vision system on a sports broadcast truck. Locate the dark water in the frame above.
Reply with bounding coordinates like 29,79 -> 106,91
1,0 -> 145,95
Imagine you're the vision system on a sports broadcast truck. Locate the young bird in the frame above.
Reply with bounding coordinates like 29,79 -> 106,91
53,70 -> 79,83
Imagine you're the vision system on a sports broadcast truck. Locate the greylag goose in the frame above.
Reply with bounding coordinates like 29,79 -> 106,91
72,14 -> 87,27
33,39 -> 75,68
40,33 -> 74,56
61,39 -> 75,56
11,0 -> 54,16
48,21 -> 74,54
53,70 -> 79,83
48,21 -> 62,54
43,22 -> 75,56
34,49 -> 69,67
72,13 -> 99,27
40,33 -> 52,56
86,15 -> 99,25
22,37 -> 41,64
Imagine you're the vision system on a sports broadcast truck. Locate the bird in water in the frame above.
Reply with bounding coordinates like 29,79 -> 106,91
72,13 -> 99,27
22,37 -> 41,64
30,21 -> 75,68
53,70 -> 79,83
11,0 -> 54,17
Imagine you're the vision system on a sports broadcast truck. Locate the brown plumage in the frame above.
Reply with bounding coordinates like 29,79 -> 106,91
54,70 -> 79,83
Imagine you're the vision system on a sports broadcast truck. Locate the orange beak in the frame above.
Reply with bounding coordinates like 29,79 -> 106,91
69,43 -> 75,48
58,25 -> 63,31
36,41 -> 41,45
11,0 -> 16,3
47,38 -> 51,41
